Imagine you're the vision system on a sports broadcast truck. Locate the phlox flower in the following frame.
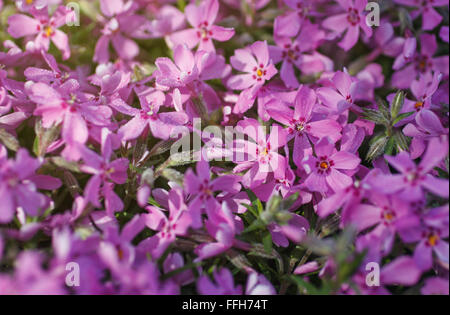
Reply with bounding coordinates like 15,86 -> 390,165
371,138 -> 449,201
28,81 -> 112,160
269,23 -> 332,88
274,0 -> 321,38
302,137 -> 361,193
185,160 -> 241,228
394,0 -> 449,30
116,86 -> 188,141
228,41 -> 278,114
169,0 -> 235,52
233,118 -> 288,188
399,205 -> 449,271
197,268 -> 243,295
322,0 -> 373,51
267,86 -> 342,167
268,213 -> 310,248
142,187 -> 192,259
8,6 -> 75,60
0,149 -> 61,223
403,109 -> 449,159
94,0 -> 151,63
79,128 -> 129,216
392,34 -> 449,89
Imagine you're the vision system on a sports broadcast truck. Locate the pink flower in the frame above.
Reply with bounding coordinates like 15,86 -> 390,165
117,87 -> 188,141
233,118 -> 288,188
394,0 -> 448,30
0,149 -> 61,223
8,6 -> 75,60
185,161 -> 241,228
392,34 -> 449,89
303,137 -> 361,193
371,138 -> 449,201
79,128 -> 129,216
269,23 -> 331,88
197,268 -> 243,295
94,0 -> 151,63
28,81 -> 112,160
142,187 -> 192,259
228,41 -> 278,114
267,86 -> 342,167
169,0 -> 235,52
322,0 -> 373,51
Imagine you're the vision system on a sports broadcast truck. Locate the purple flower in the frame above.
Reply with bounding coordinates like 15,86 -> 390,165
197,268 -> 243,295
8,6 -> 75,60
0,149 -> 61,223
267,86 -> 342,167
117,87 -> 188,141
233,118 -> 288,188
169,0 -> 235,52
392,34 -> 449,89
322,0 -> 373,51
394,0 -> 448,30
79,128 -> 129,215
303,137 -> 361,193
142,187 -> 192,259
185,160 -> 241,228
371,137 -> 449,201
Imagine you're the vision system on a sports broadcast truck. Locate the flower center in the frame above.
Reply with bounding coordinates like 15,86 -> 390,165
347,8 -> 360,26
427,233 -> 439,247
414,101 -> 424,111
26,0 -> 34,4
44,26 -> 54,38
316,157 -> 334,174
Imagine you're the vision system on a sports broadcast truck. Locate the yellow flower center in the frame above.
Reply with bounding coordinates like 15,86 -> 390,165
257,69 -> 263,77
44,26 -> 54,37
428,234 -> 439,247
320,161 -> 329,170
26,0 -> 34,4
414,101 -> 424,110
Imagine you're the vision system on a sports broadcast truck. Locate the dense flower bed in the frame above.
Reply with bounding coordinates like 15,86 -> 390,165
0,0 -> 448,295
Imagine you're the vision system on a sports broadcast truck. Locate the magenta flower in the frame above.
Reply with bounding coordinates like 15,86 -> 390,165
399,206 -> 449,271
269,24 -> 330,88
94,0 -> 151,63
197,268 -> 243,295
0,149 -> 61,223
79,128 -> 129,216
117,87 -> 188,141
268,213 -> 309,247
322,0 -> 373,51
394,0 -> 448,30
8,6 -> 75,60
274,0 -> 319,38
371,138 -> 449,201
228,41 -> 278,113
185,161 -> 241,228
303,137 -> 361,193
392,34 -> 449,89
267,86 -> 342,167
29,81 -> 112,160
403,109 -> 449,159
142,188 -> 192,259
169,0 -> 235,52
233,118 -> 288,188
317,71 -> 359,115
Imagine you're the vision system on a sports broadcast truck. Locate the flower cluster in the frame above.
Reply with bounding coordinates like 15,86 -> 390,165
0,0 -> 448,295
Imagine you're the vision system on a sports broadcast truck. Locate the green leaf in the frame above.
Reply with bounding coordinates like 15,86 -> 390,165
290,275 -> 322,295
262,233 -> 273,254
384,136 -> 396,155
0,128 -> 20,151
366,134 -> 388,161
390,90 -> 405,120
392,111 -> 415,125
362,108 -> 389,125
